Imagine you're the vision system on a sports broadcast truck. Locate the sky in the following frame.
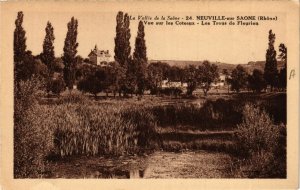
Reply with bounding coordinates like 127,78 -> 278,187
11,9 -> 286,65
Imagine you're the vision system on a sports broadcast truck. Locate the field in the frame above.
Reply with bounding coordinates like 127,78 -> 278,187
14,82 -> 286,178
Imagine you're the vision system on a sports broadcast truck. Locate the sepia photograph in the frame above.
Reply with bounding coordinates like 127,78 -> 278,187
0,1 -> 299,189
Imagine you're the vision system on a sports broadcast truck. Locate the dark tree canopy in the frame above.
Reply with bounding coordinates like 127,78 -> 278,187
133,21 -> 147,62
114,11 -> 124,65
184,65 -> 198,96
114,12 -> 131,68
14,11 -> 28,84
14,11 -> 27,64
133,21 -> 148,95
62,17 -> 78,89
198,61 -> 219,96
41,21 -> 55,72
264,30 -> 278,91
278,43 -> 287,90
229,65 -> 248,93
248,69 -> 266,93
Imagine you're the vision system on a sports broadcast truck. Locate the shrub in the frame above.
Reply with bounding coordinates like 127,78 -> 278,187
49,77 -> 66,95
236,104 -> 280,156
234,104 -> 286,178
14,77 -> 54,178
159,87 -> 183,97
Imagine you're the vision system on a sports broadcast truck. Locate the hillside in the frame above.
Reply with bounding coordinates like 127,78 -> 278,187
149,60 -> 285,73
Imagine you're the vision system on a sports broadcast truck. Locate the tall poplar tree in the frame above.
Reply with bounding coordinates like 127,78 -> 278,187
264,30 -> 278,91
114,11 -> 124,65
278,43 -> 287,90
133,21 -> 148,94
41,21 -> 55,73
62,17 -> 78,90
114,12 -> 133,96
123,13 -> 131,67
14,11 -> 27,84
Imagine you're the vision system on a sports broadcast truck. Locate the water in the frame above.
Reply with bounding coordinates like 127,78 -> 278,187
48,151 -> 233,178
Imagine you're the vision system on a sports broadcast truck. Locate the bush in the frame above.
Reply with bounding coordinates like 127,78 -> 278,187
159,87 -> 183,97
14,77 -> 54,178
48,77 -> 66,95
234,104 -> 286,178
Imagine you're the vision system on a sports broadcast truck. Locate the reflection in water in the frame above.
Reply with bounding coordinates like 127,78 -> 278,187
129,169 -> 145,178
51,151 -> 233,178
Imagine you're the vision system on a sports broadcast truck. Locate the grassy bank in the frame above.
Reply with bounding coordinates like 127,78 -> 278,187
14,80 -> 286,178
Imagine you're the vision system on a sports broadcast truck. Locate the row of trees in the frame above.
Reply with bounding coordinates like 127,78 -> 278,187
13,11 -> 145,96
14,11 -> 287,98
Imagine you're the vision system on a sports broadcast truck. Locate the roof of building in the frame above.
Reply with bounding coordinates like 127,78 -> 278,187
88,45 -> 111,57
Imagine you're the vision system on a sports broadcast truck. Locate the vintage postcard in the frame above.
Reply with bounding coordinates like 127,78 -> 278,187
0,0 -> 299,189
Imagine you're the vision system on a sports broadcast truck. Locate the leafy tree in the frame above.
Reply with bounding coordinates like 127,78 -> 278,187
229,65 -> 248,93
114,11 -> 124,65
14,11 -> 27,85
62,17 -> 78,91
123,57 -> 137,96
52,58 -> 64,73
77,67 -> 107,98
114,12 -> 131,68
40,22 -> 55,73
114,12 -> 132,96
14,11 -> 27,64
184,65 -> 198,96
264,30 -> 278,91
133,21 -> 147,61
168,66 -> 184,83
222,69 -> 230,93
278,43 -> 287,90
147,62 -> 164,94
198,61 -> 219,96
133,21 -> 148,95
48,77 -> 66,95
248,69 -> 266,93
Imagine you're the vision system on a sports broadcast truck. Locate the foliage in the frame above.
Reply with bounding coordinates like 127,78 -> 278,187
229,65 -> 248,92
198,61 -> 219,96
48,77 -> 66,95
14,11 -> 27,64
183,65 -> 198,96
14,77 -> 54,178
77,67 -> 108,97
53,102 -> 158,157
147,62 -> 165,94
62,17 -> 78,90
40,21 -> 55,73
278,43 -> 287,90
264,30 -> 278,91
152,98 -> 243,130
159,87 -> 183,97
114,12 -> 131,68
248,69 -> 266,93
168,66 -> 185,83
133,21 -> 148,95
235,104 -> 286,178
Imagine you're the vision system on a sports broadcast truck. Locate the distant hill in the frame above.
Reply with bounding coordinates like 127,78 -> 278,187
149,60 -> 285,74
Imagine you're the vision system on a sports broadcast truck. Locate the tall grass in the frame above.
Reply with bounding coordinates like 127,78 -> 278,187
53,102 -> 158,157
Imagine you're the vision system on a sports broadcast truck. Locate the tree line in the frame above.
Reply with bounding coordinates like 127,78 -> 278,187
14,11 -> 287,98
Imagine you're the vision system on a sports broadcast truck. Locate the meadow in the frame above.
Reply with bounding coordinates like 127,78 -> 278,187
14,79 -> 286,178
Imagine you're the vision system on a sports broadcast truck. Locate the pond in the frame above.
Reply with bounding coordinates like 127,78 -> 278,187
48,151 -> 234,178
